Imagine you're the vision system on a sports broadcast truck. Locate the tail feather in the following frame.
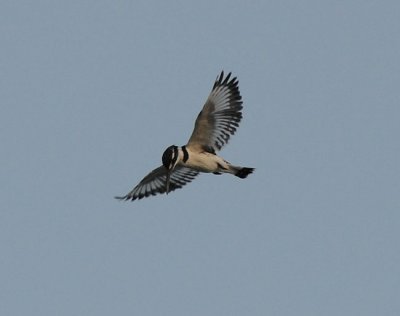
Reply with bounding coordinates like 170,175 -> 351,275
231,166 -> 254,179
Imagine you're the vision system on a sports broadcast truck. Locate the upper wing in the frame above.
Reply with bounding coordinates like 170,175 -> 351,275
187,71 -> 243,152
115,165 -> 199,201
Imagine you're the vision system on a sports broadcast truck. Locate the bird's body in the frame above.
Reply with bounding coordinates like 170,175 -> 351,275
116,71 -> 254,201
172,145 -> 246,176
187,151 -> 228,174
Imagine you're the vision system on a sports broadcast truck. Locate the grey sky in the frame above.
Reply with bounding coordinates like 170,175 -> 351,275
1,1 -> 399,315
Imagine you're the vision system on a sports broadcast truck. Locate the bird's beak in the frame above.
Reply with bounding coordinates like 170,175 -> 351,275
165,170 -> 171,195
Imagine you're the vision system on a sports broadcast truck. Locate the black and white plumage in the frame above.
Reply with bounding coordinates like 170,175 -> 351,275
115,71 -> 254,201
187,72 -> 243,152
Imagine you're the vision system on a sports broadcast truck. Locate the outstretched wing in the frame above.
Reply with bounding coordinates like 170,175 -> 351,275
115,165 -> 199,201
187,71 -> 243,152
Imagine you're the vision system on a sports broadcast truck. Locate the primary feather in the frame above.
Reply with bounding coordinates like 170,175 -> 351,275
187,71 -> 243,152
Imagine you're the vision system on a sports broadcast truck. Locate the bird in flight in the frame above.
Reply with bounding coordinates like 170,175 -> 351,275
115,71 -> 254,201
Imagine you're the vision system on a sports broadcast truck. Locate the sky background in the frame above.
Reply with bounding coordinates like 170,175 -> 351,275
1,1 -> 400,315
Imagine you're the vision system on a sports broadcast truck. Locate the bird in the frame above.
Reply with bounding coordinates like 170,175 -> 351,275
115,71 -> 254,201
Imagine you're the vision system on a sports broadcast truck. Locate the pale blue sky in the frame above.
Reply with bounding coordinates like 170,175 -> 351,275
1,1 -> 400,315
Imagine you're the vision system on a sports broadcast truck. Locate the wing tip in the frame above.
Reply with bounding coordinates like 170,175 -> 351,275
214,70 -> 238,89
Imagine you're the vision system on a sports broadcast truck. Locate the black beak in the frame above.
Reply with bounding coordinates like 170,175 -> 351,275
165,170 -> 171,194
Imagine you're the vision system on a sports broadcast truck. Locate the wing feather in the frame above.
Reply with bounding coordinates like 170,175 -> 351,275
115,165 -> 199,201
187,71 -> 243,152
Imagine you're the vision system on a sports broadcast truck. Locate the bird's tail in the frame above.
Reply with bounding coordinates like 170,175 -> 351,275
229,165 -> 255,179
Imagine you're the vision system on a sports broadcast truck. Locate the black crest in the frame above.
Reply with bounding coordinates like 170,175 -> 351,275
162,145 -> 178,169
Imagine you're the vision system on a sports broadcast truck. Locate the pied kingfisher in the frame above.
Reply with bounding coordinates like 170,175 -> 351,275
115,71 -> 254,201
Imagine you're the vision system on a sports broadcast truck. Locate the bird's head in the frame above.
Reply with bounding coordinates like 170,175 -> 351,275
162,145 -> 179,194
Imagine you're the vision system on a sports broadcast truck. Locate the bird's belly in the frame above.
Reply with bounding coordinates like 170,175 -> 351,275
183,152 -> 227,173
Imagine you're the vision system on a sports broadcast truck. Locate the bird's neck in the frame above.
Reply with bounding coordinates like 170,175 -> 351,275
180,146 -> 189,163
173,146 -> 190,166
171,146 -> 190,169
